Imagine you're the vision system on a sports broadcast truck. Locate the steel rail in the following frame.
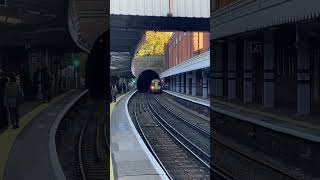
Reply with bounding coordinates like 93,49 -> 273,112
153,96 -> 210,136
149,95 -> 236,180
146,95 -> 210,166
78,114 -> 88,180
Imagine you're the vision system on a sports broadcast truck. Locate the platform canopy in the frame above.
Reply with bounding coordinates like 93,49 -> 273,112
211,0 -> 320,39
0,0 -> 78,49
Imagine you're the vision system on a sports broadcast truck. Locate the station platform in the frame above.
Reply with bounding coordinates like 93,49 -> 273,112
213,97 -> 320,142
163,90 -> 209,107
0,89 -> 86,180
110,91 -> 168,180
0,100 -> 40,135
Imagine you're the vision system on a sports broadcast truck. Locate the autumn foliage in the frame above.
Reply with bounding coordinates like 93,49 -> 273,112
135,31 -> 172,57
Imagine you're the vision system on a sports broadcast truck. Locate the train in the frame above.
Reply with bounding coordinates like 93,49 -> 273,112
149,79 -> 162,94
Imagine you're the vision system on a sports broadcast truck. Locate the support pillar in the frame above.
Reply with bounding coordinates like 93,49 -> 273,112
313,53 -> 319,102
296,24 -> 311,115
202,69 -> 208,98
228,40 -> 237,99
186,73 -> 190,95
208,76 -> 210,96
243,40 -> 253,104
176,74 -> 180,93
213,43 -> 223,96
263,31 -> 275,108
181,73 -> 185,93
171,76 -> 174,91
192,70 -> 196,96
173,76 -> 176,92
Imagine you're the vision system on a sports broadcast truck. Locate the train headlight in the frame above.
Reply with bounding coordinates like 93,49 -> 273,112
151,86 -> 154,89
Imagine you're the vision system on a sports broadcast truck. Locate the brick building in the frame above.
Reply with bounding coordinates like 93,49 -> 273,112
163,32 -> 209,70
161,31 -> 210,98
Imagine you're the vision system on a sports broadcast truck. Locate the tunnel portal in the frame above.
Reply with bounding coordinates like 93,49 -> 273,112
137,70 -> 159,92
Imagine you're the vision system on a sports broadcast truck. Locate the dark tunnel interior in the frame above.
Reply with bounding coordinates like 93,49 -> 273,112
137,70 -> 159,92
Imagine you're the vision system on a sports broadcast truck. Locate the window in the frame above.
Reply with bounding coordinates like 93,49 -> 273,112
193,32 -> 204,53
193,32 -> 199,52
199,32 -> 204,50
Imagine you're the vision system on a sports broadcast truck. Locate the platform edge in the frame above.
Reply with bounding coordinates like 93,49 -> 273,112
48,89 -> 88,180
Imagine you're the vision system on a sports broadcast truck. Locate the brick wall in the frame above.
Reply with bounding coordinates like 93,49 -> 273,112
163,31 -> 209,71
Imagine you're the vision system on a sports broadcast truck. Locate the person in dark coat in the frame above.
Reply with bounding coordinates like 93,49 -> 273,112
0,71 -> 8,128
111,84 -> 118,102
4,73 -> 24,129
41,68 -> 51,103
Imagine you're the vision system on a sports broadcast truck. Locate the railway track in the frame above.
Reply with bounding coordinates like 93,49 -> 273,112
159,92 -> 296,179
157,92 -> 299,179
151,94 -> 237,180
213,110 -> 299,180
153,95 -> 210,136
78,103 -> 109,180
131,93 -> 210,179
150,94 -> 236,180
131,92 -> 297,179
56,97 -> 109,180
148,95 -> 210,156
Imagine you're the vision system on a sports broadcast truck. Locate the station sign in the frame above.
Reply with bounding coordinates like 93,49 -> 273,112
250,42 -> 262,53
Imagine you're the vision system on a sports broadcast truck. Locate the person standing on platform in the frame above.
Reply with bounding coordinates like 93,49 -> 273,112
111,84 -> 118,102
47,72 -> 53,102
41,68 -> 51,103
124,83 -> 127,93
0,71 -> 8,129
121,83 -> 124,94
4,73 -> 24,129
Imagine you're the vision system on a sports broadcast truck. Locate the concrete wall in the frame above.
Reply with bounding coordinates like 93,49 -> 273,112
132,55 -> 163,77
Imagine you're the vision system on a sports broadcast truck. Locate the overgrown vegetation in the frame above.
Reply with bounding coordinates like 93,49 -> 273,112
135,31 -> 172,57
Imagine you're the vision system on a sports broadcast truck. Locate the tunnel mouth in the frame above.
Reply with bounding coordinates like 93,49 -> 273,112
137,70 -> 160,92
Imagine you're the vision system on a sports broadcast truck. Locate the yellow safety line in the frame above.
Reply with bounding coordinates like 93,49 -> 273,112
0,91 -> 71,180
214,99 -> 320,131
109,93 -> 128,180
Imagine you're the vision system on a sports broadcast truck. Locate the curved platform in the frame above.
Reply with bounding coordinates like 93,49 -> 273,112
2,90 -> 87,180
110,91 -> 168,180
163,90 -> 209,107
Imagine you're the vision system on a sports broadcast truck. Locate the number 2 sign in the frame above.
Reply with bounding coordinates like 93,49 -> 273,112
250,42 -> 262,53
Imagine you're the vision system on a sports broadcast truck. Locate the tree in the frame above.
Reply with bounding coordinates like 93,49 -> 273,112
135,31 -> 172,57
